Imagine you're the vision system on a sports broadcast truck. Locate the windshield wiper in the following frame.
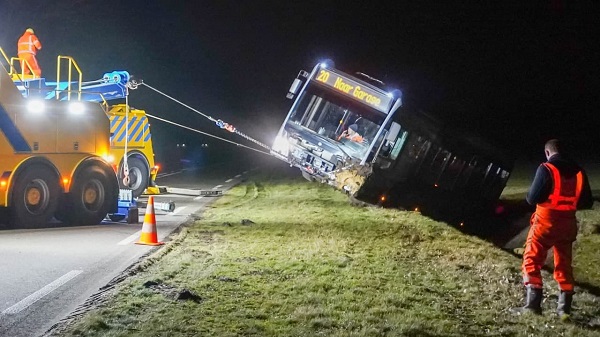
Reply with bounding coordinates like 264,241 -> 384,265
333,141 -> 353,163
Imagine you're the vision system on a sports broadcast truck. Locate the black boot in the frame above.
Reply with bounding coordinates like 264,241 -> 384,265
511,286 -> 543,315
557,291 -> 574,320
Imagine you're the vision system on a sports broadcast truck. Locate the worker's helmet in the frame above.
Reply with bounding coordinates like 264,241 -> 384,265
26,28 -> 34,34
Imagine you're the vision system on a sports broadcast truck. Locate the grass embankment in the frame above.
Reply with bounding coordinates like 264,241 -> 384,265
60,166 -> 600,337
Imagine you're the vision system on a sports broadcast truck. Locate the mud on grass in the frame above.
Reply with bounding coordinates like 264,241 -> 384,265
58,168 -> 600,337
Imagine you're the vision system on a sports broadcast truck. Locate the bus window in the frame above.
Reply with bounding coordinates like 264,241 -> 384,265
421,147 -> 450,186
431,149 -> 451,181
390,130 -> 408,160
492,169 -> 511,198
454,158 -> 474,190
482,165 -> 510,199
294,95 -> 319,127
481,163 -> 496,194
464,157 -> 487,196
375,129 -> 407,170
417,144 -> 439,184
410,136 -> 430,160
437,156 -> 465,190
392,134 -> 430,181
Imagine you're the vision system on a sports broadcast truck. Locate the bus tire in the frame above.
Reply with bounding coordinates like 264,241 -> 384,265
59,166 -> 114,226
10,165 -> 60,229
120,157 -> 149,198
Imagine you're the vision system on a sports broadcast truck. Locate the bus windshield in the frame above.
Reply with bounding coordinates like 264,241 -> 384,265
287,87 -> 385,159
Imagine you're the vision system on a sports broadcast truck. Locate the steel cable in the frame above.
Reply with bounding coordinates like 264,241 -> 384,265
130,80 -> 272,151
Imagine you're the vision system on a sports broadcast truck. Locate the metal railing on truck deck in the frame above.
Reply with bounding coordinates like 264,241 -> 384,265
56,55 -> 83,101
0,46 -> 38,81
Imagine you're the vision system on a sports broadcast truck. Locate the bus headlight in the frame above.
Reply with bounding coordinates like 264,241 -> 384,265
272,135 -> 290,156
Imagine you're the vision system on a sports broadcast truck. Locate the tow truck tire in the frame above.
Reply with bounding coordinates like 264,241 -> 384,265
58,166 -> 114,226
10,165 -> 60,229
120,157 -> 149,198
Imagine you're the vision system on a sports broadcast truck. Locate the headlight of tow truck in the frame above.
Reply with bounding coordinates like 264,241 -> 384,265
68,101 -> 85,114
27,100 -> 45,113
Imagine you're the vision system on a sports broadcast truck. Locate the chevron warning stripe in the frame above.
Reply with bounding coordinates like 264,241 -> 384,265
110,115 -> 151,143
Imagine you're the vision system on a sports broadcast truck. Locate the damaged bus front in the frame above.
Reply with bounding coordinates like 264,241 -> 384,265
272,60 -> 513,223
271,60 -> 402,195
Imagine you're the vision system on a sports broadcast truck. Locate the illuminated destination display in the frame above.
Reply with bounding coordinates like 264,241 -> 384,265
313,68 -> 393,113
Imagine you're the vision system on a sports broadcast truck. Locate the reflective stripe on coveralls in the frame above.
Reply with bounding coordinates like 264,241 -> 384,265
523,163 -> 583,292
17,32 -> 42,76
18,33 -> 41,55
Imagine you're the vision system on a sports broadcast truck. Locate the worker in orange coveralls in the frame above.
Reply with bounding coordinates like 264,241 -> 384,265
512,139 -> 592,319
17,28 -> 42,77
338,124 -> 364,143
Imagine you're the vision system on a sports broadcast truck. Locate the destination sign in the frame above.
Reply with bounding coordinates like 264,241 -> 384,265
313,69 -> 393,113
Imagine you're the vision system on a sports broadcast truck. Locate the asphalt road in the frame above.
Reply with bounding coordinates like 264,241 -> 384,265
0,162 -> 250,337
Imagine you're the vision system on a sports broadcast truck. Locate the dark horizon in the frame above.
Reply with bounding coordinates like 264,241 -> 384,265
1,1 -> 598,164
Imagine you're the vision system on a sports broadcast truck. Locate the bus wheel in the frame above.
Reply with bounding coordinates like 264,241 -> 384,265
10,166 -> 60,229
120,157 -> 148,198
62,166 -> 114,226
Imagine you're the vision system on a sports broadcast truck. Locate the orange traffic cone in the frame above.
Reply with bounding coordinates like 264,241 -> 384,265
136,196 -> 164,246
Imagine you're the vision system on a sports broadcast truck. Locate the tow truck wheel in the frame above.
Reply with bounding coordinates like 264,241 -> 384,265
10,166 -> 60,229
58,166 -> 114,226
120,157 -> 148,198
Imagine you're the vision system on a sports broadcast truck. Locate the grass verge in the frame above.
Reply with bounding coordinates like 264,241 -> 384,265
56,166 -> 600,337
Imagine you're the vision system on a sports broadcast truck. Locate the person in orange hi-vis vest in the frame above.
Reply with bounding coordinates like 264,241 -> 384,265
17,28 -> 42,77
337,124 -> 364,143
511,139 -> 592,320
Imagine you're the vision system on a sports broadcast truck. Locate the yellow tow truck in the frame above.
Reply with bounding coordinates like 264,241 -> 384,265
2,47 -> 159,199
0,47 -> 119,228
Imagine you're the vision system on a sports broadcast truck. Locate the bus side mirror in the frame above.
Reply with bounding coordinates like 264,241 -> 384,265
286,78 -> 303,99
386,122 -> 401,142
286,70 -> 309,99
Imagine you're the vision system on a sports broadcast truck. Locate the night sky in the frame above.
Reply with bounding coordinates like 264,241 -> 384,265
1,1 -> 599,165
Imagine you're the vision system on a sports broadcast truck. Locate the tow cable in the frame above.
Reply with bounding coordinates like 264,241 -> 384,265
127,80 -> 272,155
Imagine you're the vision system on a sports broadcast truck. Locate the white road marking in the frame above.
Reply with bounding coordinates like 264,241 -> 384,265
156,170 -> 183,178
118,231 -> 142,245
2,270 -> 83,315
213,185 -> 223,190
243,171 -> 248,174
144,194 -> 191,199
235,174 -> 241,178
167,206 -> 187,215
225,179 -> 233,183
194,195 -> 204,201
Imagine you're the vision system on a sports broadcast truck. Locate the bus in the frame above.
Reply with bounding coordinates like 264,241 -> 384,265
271,60 -> 513,224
